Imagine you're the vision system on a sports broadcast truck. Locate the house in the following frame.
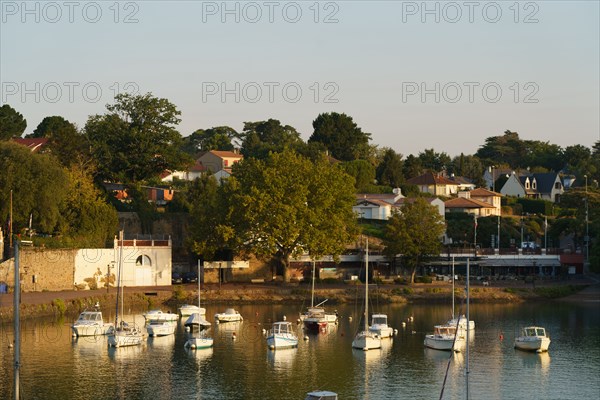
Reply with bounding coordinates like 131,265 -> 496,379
483,167 -> 513,191
145,186 -> 175,206
353,191 -> 405,220
12,137 -> 48,153
406,172 -> 459,196
444,196 -> 497,216
499,172 -> 527,198
499,172 -> 563,203
532,173 -> 564,202
197,150 -> 243,173
395,197 -> 445,218
160,162 -> 207,182
448,175 -> 476,191
466,188 -> 502,215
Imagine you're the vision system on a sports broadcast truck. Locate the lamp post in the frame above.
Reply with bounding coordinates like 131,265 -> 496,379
520,214 -> 524,250
497,215 -> 501,254
585,198 -> 589,266
474,215 -> 478,256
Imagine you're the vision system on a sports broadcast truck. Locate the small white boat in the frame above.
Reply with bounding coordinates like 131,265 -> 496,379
108,321 -> 145,348
514,326 -> 551,353
178,304 -> 206,317
369,313 -> 393,338
143,309 -> 178,322
214,308 -> 243,323
351,238 -> 382,351
146,321 -> 176,337
184,332 -> 214,349
71,306 -> 113,337
424,324 -> 466,352
266,321 -> 298,350
305,391 -> 338,400
447,314 -> 475,331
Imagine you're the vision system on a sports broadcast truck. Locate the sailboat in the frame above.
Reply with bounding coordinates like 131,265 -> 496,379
184,263 -> 213,349
352,238 -> 382,351
446,257 -> 475,331
301,261 -> 338,333
108,231 -> 144,348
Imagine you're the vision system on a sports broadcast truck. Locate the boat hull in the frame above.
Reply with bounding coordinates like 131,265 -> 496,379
267,334 -> 298,349
514,337 -> 551,353
72,323 -> 113,337
108,330 -> 144,347
185,336 -> 214,349
146,322 -> 176,337
143,311 -> 179,322
369,325 -> 393,338
303,319 -> 328,333
352,331 -> 381,351
424,335 -> 465,352
178,305 -> 206,317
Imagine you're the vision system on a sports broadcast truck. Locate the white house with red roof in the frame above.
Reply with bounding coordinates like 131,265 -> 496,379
197,150 -> 243,173
406,172 -> 459,196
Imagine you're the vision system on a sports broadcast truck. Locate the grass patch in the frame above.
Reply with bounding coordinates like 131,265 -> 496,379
52,298 -> 66,316
534,285 -> 582,298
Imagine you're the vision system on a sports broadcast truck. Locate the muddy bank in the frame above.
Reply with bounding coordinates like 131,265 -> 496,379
0,283 -> 590,323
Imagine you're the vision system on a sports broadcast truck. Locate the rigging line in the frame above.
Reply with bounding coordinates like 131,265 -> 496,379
439,317 -> 463,400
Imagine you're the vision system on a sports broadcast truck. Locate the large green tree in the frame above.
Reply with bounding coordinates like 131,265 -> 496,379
308,112 -> 371,161
240,119 -> 302,159
227,150 -> 358,281
418,148 -> 451,173
376,148 -> 404,187
476,130 -> 528,168
338,159 -> 376,192
85,93 -> 190,182
0,104 -> 27,140
27,116 -> 88,167
383,198 -> 445,283
182,126 -> 238,155
0,141 -> 67,233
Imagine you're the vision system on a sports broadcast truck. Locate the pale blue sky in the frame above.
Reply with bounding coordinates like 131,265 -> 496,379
1,1 -> 598,156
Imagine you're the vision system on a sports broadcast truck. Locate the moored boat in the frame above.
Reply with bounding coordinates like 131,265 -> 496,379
214,308 -> 243,323
178,304 -> 206,318
266,321 -> 298,350
369,313 -> 394,338
305,391 -> 338,400
146,321 -> 176,337
514,326 -> 551,353
143,309 -> 178,322
71,305 -> 113,337
424,324 -> 465,352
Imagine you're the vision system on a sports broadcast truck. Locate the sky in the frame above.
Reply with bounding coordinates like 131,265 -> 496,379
1,0 -> 599,157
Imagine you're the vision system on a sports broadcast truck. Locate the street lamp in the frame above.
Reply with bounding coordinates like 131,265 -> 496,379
585,198 -> 589,265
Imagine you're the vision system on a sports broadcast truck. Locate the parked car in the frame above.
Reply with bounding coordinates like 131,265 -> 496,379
182,271 -> 198,284
171,272 -> 183,284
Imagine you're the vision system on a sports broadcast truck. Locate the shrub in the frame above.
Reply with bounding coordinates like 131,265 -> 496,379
504,288 -> 515,294
403,287 -> 413,295
52,298 -> 67,316
394,277 -> 408,285
321,278 -> 339,285
415,276 -> 432,284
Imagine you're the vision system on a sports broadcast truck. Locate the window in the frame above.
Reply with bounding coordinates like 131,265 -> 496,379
136,255 -> 152,266
224,159 -> 229,167
555,182 -> 561,189
532,180 -> 536,190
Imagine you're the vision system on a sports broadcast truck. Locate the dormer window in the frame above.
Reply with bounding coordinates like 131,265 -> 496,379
532,180 -> 537,190
525,179 -> 530,189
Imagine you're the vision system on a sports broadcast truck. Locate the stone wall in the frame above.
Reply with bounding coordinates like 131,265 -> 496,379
0,248 -> 76,292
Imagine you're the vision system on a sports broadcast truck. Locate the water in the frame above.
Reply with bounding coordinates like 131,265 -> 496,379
1,301 -> 599,400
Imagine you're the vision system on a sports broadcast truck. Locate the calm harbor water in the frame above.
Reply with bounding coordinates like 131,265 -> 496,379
1,300 -> 599,400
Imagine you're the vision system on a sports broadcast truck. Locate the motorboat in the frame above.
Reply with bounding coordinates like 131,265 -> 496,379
178,304 -> 206,318
352,238 -> 382,351
424,324 -> 465,352
305,391 -> 338,400
146,321 -> 176,337
369,313 -> 394,338
266,321 -> 298,350
214,308 -> 243,323
71,305 -> 113,337
447,314 -> 475,331
514,326 -> 551,353
143,309 -> 178,322
185,312 -> 212,332
184,331 -> 214,349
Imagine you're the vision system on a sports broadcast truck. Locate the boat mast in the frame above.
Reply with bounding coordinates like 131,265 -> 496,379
451,256 -> 455,320
364,238 -> 369,332
13,239 -> 20,400
311,260 -> 316,308
466,258 -> 470,400
198,260 -> 201,313
120,230 -> 124,326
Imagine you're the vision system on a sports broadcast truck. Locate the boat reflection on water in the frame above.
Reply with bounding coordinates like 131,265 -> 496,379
108,342 -> 143,360
516,350 -> 551,376
424,347 -> 465,367
185,346 -> 213,365
147,333 -> 175,349
215,320 -> 242,340
267,347 -> 297,371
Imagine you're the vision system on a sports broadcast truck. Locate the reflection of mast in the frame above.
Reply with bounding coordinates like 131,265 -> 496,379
13,239 -> 20,400
466,258 -> 470,400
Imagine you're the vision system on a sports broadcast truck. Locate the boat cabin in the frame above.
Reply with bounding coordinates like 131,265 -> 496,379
371,314 -> 388,325
271,322 -> 293,335
305,391 -> 338,400
77,311 -> 103,322
523,327 -> 547,337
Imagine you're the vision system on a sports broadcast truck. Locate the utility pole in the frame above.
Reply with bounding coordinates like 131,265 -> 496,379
13,239 -> 20,400
9,190 -> 13,249
497,215 -> 501,253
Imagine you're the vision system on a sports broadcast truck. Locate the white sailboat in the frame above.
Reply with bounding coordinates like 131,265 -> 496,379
446,257 -> 475,331
352,238 -> 382,351
300,261 -> 338,332
108,231 -> 144,348
184,263 -> 213,350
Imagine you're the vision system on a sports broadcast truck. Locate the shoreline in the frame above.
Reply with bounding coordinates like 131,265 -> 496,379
1,277 -> 597,323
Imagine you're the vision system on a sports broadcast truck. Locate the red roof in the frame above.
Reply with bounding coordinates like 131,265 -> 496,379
210,150 -> 243,159
445,197 -> 495,209
12,138 -> 48,152
560,254 -> 584,265
407,172 -> 457,186
469,188 -> 501,197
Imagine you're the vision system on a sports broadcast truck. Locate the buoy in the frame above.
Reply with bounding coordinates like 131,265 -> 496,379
8,343 -> 13,348
409,316 -> 414,322
394,329 -> 398,335
283,315 -> 286,321
269,345 -> 275,350
262,328 -> 267,335
297,319 -> 301,324
72,332 -> 77,337
185,326 -> 190,332
304,335 -> 309,341
499,332 -> 504,341
402,322 -> 406,328
232,333 -> 237,340
349,316 -> 353,322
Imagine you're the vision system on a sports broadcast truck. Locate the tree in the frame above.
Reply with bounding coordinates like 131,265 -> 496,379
0,104 -> 27,140
181,126 -> 238,155
476,130 -> 527,168
376,148 -> 404,187
85,93 -> 190,182
418,148 -> 451,173
338,159 -> 376,192
27,116 -> 88,167
239,119 -> 303,159
227,150 -> 358,281
449,153 -> 485,187
383,198 -> 445,283
402,154 -> 423,179
0,142 -> 67,233
308,112 -> 371,161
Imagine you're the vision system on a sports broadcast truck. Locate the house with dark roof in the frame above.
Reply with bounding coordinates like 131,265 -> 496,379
406,172 -> 459,196
499,172 -> 563,203
533,173 -> 564,202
